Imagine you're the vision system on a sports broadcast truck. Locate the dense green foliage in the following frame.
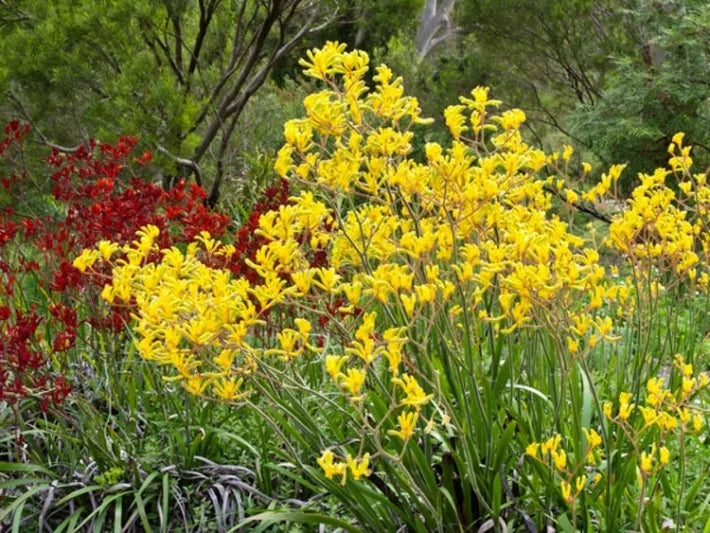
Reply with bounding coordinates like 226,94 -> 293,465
569,1 -> 710,184
377,0 -> 710,188
2,0 -> 708,197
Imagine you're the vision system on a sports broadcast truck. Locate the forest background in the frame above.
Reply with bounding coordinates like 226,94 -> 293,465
3,0 -> 708,209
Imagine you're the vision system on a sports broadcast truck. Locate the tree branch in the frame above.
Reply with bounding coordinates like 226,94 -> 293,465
543,185 -> 612,224
191,0 -> 312,165
187,0 -> 220,78
171,14 -> 184,80
145,19 -> 185,85
184,1 -> 265,139
6,90 -> 83,153
157,144 -> 203,187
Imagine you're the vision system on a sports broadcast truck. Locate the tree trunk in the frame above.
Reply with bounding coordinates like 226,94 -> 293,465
416,0 -> 457,59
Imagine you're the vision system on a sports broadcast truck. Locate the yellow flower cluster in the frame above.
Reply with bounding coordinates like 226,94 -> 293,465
316,450 -> 371,485
604,355 -> 707,433
603,134 -> 710,287
74,42 -> 634,481
75,43 -> 710,485
526,428 -> 604,506
75,227 -> 317,401
603,354 -> 708,477
274,42 -> 631,476
281,42 -> 621,359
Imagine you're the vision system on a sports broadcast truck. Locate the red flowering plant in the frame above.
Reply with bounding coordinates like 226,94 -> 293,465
0,120 -> 238,416
0,119 -> 304,419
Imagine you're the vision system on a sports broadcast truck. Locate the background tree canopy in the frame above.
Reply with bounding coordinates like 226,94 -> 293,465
1,0 -> 342,204
1,0 -> 708,203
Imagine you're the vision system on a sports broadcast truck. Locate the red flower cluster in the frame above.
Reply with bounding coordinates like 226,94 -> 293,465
42,136 -> 230,257
0,307 -> 72,411
0,122 -> 234,412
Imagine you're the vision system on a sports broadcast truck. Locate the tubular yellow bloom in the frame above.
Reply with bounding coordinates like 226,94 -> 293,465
346,338 -> 380,365
317,450 -> 347,484
341,281 -> 363,305
560,481 -> 572,503
298,41 -> 347,81
575,475 -> 587,493
355,312 -> 377,342
618,391 -> 634,421
325,355 -> 349,382
213,349 -> 236,371
425,142 -> 442,161
339,367 -> 367,400
400,293 -> 416,317
646,377 -> 666,406
276,328 -> 300,360
101,284 -> 115,303
582,428 -> 602,449
313,267 -> 341,292
639,406 -> 658,428
213,378 -> 248,401
283,119 -> 314,153
542,434 -> 562,455
444,105 -> 468,140
562,145 -> 573,162
97,240 -> 119,261
388,410 -> 419,441
681,377 -> 695,398
294,318 -> 312,339
414,283 -> 436,304
290,269 -> 316,294
678,407 -> 691,424
659,446 -> 670,466
346,453 -> 372,481
384,345 -> 402,375
526,442 -> 540,458
73,249 -> 101,272
692,413 -> 703,432
640,450 -> 654,474
493,108 -> 526,131
183,376 -> 209,396
658,412 -> 678,431
619,402 -> 634,421
392,374 -> 433,409
551,449 -> 567,471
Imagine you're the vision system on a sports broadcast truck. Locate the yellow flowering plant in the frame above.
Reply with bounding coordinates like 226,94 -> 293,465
597,355 -> 709,530
525,356 -> 708,531
76,42 -> 710,531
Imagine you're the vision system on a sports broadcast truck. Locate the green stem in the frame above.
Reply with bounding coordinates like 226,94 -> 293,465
635,475 -> 647,531
675,431 -> 686,532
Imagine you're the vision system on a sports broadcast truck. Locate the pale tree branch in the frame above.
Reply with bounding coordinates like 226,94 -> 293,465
416,0 -> 458,59
157,144 -> 203,187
